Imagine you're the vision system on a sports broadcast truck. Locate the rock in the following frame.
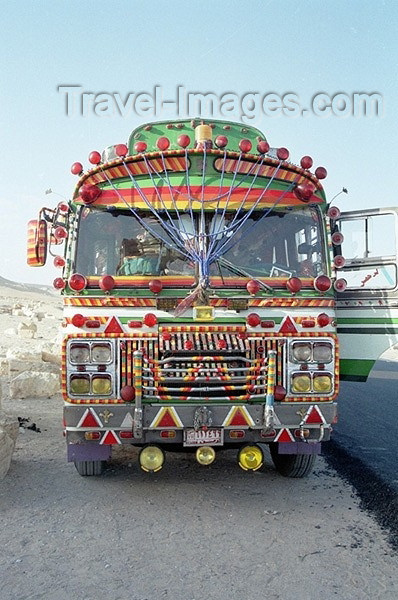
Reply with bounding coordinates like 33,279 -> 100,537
6,349 -> 41,362
41,351 -> 61,366
8,359 -> 60,378
0,411 -> 19,479
0,358 -> 8,377
9,371 -> 60,399
17,321 -> 37,338
4,328 -> 17,336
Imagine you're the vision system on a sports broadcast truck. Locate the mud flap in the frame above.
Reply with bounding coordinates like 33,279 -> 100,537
276,442 -> 321,455
67,443 -> 111,462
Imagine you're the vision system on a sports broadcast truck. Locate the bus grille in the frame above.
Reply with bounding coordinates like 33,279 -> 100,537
119,333 -> 286,402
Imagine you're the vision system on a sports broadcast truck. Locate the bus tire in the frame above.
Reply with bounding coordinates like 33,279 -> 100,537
74,460 -> 104,476
269,444 -> 316,478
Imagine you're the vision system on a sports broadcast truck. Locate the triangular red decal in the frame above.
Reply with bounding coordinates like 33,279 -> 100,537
158,409 -> 178,428
305,406 -> 324,424
279,316 -> 298,334
105,316 -> 124,334
80,411 -> 99,428
276,428 -> 294,442
78,408 -> 102,428
229,408 -> 249,426
101,430 -> 120,445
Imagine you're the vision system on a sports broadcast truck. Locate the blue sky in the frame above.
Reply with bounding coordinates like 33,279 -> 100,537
0,0 -> 396,283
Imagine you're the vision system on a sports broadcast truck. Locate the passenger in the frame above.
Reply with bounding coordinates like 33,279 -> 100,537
117,237 -> 162,275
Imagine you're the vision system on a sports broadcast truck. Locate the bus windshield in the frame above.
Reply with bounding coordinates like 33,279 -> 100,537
74,206 -> 326,278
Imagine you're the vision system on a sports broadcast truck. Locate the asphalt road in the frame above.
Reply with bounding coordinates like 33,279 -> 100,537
332,359 -> 398,492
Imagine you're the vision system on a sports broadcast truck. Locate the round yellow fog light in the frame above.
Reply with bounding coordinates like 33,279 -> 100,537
238,445 -> 264,471
196,446 -> 216,466
139,446 -> 165,473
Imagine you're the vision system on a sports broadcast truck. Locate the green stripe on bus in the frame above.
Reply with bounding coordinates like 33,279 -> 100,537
337,327 -> 398,335
339,358 -> 375,379
337,318 -> 398,325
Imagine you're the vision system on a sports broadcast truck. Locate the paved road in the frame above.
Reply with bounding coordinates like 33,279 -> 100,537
332,359 -> 398,492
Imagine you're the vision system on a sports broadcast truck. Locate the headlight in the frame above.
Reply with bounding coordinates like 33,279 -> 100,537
313,342 -> 333,364
291,374 -> 311,393
91,343 -> 112,363
92,376 -> 112,395
70,375 -> 90,395
70,344 -> 90,364
291,342 -> 312,363
313,373 -> 333,393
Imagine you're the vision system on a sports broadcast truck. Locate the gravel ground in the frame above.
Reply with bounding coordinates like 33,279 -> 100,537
1,394 -> 397,600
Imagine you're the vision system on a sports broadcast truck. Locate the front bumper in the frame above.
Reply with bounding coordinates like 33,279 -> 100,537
64,401 -> 337,450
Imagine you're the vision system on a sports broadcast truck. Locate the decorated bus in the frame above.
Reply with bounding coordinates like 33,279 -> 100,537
27,119 -> 398,477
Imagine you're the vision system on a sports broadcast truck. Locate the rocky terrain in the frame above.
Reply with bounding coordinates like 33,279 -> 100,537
0,278 -> 62,478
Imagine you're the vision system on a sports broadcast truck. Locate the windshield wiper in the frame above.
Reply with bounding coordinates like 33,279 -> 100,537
216,257 -> 273,292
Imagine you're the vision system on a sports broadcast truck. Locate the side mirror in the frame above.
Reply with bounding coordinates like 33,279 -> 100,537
27,219 -> 48,266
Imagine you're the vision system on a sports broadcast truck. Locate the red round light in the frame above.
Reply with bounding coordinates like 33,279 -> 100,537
327,206 -> 341,220
57,202 -> 69,213
215,135 -> 228,148
53,256 -> 65,268
143,313 -> 157,327
274,385 -> 287,401
246,313 -> 261,327
300,156 -> 313,169
331,231 -> 344,245
184,340 -> 194,350
148,279 -> 163,294
134,141 -> 147,153
315,166 -> 327,180
317,313 -> 330,327
157,137 -> 170,151
286,277 -> 302,294
53,277 -> 66,290
246,279 -> 261,295
162,332 -> 172,341
257,140 -> 270,154
99,275 -> 115,292
71,162 -> 83,175
115,144 -> 128,157
54,226 -> 67,240
177,134 -> 191,148
71,314 -> 86,328
217,339 -> 227,350
239,139 -> 252,153
80,183 -> 102,204
120,385 -> 135,402
88,151 -> 101,165
238,332 -> 247,339
277,147 -> 289,160
294,183 -> 315,203
334,278 -> 347,292
69,274 -> 87,292
314,275 -> 332,292
334,255 -> 346,269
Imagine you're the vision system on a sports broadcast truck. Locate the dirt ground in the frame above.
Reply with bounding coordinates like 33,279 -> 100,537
0,284 -> 397,600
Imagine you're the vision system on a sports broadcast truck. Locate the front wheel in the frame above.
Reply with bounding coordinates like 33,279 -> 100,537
74,460 -> 104,477
269,444 -> 316,478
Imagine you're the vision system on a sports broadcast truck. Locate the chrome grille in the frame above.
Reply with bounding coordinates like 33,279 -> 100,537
119,332 -> 286,402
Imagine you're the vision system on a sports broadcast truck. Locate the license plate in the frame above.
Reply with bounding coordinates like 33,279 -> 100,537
183,428 -> 224,447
